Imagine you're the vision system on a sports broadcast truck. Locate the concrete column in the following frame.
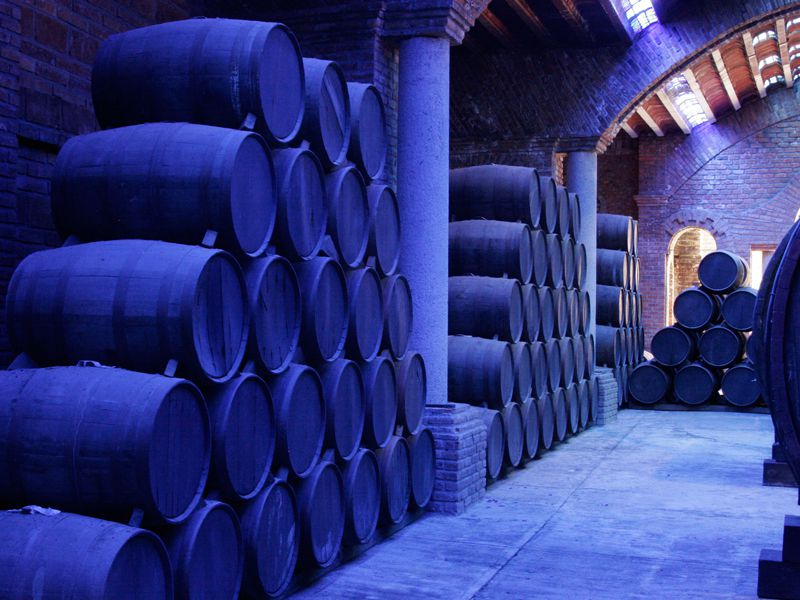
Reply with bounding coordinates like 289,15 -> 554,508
397,36 -> 450,405
566,151 -> 598,338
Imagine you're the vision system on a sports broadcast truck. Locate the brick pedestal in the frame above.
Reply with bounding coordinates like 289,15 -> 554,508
595,367 -> 619,425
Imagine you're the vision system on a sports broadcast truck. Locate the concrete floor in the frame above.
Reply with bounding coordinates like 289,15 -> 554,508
294,410 -> 799,600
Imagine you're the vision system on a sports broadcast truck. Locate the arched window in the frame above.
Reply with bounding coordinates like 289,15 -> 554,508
666,227 -> 717,325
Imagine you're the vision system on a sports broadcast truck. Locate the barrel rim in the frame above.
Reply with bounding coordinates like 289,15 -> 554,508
377,436 -> 411,523
309,257 -> 350,363
304,58 -> 352,168
298,461 -> 345,567
327,166 -> 369,267
349,82 -> 387,180
383,273 -> 413,360
503,402 -> 525,467
320,358 -> 366,461
346,266 -> 384,361
363,356 -> 399,448
408,427 -> 436,508
397,351 -> 427,435
107,524 -> 175,598
369,184 -> 401,277
343,448 -> 380,544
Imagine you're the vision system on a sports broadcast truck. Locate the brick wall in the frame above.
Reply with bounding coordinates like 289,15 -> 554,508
598,135 -> 639,217
636,86 -> 800,347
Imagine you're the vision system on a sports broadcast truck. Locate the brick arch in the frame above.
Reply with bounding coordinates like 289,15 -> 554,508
663,212 -> 725,245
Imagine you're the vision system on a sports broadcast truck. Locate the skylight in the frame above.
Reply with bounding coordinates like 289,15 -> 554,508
758,54 -> 781,70
763,74 -> 786,88
664,75 -> 709,129
753,30 -> 778,46
621,0 -> 658,33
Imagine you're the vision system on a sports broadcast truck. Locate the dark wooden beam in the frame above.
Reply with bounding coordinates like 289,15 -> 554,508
503,0 -> 554,43
478,7 -> 517,48
550,0 -> 593,41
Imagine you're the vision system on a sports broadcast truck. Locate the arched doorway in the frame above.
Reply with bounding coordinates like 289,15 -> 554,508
665,227 -> 717,326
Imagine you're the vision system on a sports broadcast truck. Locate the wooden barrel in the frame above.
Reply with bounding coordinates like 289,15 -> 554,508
396,352 -> 427,435
0,508 -> 171,600
479,409 -> 506,480
300,58 -> 350,169
162,500 -> 243,600
722,287 -> 758,331
650,326 -> 695,367
538,287 -> 556,341
583,335 -> 595,379
448,336 -> 514,409
52,123 -> 275,257
631,257 -> 640,292
555,185 -> 571,239
620,290 -> 630,327
342,449 -> 380,545
503,403 -> 524,468
8,240 -> 248,384
326,166 -> 369,267
565,289 -> 581,337
539,175 -> 558,234
449,165 -> 541,226
557,338 -> 575,387
530,341 -> 548,399
569,193 -> 582,238
449,220 -> 533,283
597,249 -> 629,287
382,274 -> 413,359
545,234 -> 565,288
347,82 -> 387,180
628,361 -> 671,405
625,327 -> 637,365
296,461 -> 345,567
597,214 -> 633,253
575,242 -> 587,290
565,384 -> 580,435
408,428 -> 436,509
0,367 -> 209,524
272,148 -> 328,261
511,342 -> 534,402
721,362 -> 761,407
537,395 -> 555,451
367,184 -> 401,276
294,257 -> 349,363
318,359 -> 365,461
531,228 -> 549,287
596,285 -> 624,326
239,479 -> 299,598
578,290 -> 591,335
674,362 -> 719,405
345,267 -> 384,361
674,287 -> 720,330
449,276 -> 524,342
375,436 -> 411,524
206,374 -> 275,501
244,255 -> 301,375
596,325 -> 622,367
577,379 -> 590,429
544,339 -> 563,392
571,337 -> 585,385
699,325 -> 744,368
631,219 -> 639,255
553,388 -> 568,442
267,365 -> 326,478
361,357 -> 398,449
614,365 -> 629,406
552,287 -> 569,339
92,19 -> 305,144
520,397 -> 540,460
698,250 -> 748,294
521,284 -> 542,342
562,236 -> 576,289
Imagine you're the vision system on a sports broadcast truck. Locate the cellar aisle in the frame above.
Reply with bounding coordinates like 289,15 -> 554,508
294,411 -> 797,600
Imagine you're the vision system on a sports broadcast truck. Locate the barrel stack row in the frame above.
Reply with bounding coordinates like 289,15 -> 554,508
0,17 -> 435,600
594,213 -> 645,407
447,164 -> 600,482
629,250 -> 763,409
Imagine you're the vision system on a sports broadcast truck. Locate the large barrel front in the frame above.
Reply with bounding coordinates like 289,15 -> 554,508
268,365 -> 326,478
449,276 -> 524,342
343,449 -> 381,545
449,220 -> 533,283
239,480 -> 299,598
597,213 -> 633,253
408,428 -> 436,509
244,255 -> 301,375
396,352 -> 427,435
698,250 -> 748,293
376,436 -> 411,525
296,462 -> 345,568
0,367 -> 210,524
319,359 -> 366,461
382,274 -> 414,359
628,362 -> 671,405
347,83 -> 387,180
0,509 -> 172,600
52,123 -> 275,257
449,165 -> 540,226
721,362 -> 761,407
92,19 -> 305,144
301,58 -> 351,169
674,362 -> 719,405
346,267 -> 385,361
673,287 -> 720,331
722,287 -> 758,331
448,336 -> 514,409
161,500 -> 243,600
8,240 -> 248,383
294,257 -> 349,363
596,285 -> 624,327
597,249 -> 629,287
361,357 -> 398,449
699,325 -> 744,368
326,166 -> 369,267
205,373 -> 275,501
596,325 -> 622,367
367,184 -> 401,277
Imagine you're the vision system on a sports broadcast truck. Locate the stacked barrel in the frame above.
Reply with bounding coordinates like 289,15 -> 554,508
594,213 -> 645,406
0,18 -> 435,600
629,250 -> 763,409
448,165 -> 599,482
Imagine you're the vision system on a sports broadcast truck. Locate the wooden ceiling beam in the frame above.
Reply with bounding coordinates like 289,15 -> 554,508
712,49 -> 742,110
656,89 -> 691,134
743,31 -> 767,98
621,121 -> 639,139
478,8 -> 516,49
682,68 -> 717,123
636,106 -> 664,137
551,0 -> 593,42
777,18 -> 794,87
504,0 -> 554,43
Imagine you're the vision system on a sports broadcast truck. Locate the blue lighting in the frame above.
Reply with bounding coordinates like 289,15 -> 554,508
622,0 -> 659,33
